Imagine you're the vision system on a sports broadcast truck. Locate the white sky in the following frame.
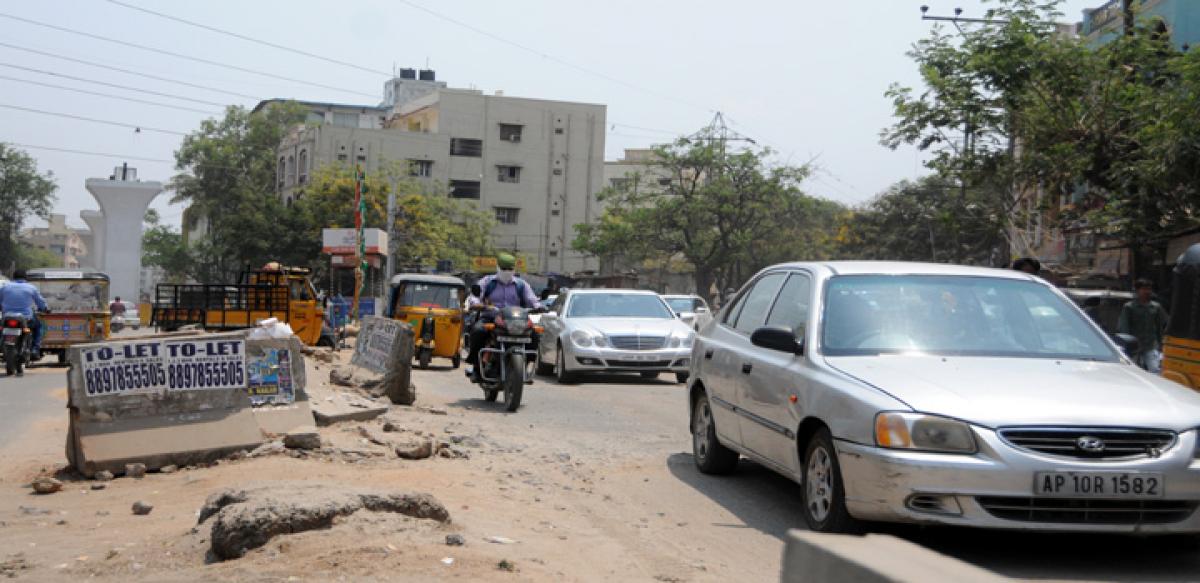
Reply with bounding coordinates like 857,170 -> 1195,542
0,0 -> 1102,231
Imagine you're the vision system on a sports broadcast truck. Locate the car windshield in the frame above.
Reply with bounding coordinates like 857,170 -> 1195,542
398,283 -> 460,309
821,275 -> 1118,361
665,297 -> 699,313
34,280 -> 108,312
567,293 -> 674,318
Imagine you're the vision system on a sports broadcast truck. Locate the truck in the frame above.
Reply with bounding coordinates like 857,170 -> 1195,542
151,265 -> 330,346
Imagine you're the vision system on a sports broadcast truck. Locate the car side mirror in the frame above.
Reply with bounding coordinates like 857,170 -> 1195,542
1111,333 -> 1139,358
751,326 -> 803,355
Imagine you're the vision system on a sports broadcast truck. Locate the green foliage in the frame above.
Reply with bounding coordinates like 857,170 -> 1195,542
15,243 -> 61,271
171,103 -> 308,281
0,144 -> 57,273
837,176 -> 1008,264
573,137 -> 842,293
141,210 -> 191,282
299,162 -> 496,274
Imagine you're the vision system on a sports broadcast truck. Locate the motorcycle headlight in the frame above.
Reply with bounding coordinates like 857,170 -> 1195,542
875,412 -> 976,454
570,329 -> 594,347
507,318 -> 528,334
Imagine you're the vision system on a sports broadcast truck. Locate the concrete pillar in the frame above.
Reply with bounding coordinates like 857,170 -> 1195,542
85,169 -> 162,304
79,210 -> 106,270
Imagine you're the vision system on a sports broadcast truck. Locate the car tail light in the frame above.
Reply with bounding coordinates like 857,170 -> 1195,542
3,319 -> 18,328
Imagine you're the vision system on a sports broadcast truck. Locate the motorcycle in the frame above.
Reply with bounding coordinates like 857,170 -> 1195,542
2,313 -> 34,377
472,305 -> 544,412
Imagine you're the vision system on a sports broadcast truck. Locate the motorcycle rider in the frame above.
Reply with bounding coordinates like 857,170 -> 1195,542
0,269 -> 50,359
466,253 -> 543,381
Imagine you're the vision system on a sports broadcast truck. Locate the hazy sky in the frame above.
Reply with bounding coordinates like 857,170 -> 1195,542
1,0 -> 1102,231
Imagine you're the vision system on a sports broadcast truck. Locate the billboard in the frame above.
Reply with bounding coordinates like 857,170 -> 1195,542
470,255 -> 530,273
322,228 -> 388,255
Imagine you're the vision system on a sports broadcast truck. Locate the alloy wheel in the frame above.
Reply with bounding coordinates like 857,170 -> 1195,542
806,445 -> 834,523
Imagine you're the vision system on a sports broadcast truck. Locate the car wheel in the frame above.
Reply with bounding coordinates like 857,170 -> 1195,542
555,343 -> 577,384
640,371 -> 659,380
675,372 -> 689,384
534,345 -> 554,376
801,428 -> 861,533
692,393 -> 738,474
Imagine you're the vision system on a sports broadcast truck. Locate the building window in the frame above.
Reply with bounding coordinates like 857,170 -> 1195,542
551,209 -> 561,216
554,128 -> 564,135
286,155 -> 296,186
450,138 -> 483,157
553,168 -> 563,176
497,165 -> 521,183
499,123 -> 523,143
609,178 -> 629,189
278,157 -> 286,187
494,207 -> 520,224
449,180 -> 481,199
408,159 -> 433,177
305,111 -> 325,124
298,149 -> 308,185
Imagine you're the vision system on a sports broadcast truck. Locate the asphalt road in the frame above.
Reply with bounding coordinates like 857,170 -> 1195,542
416,363 -> 1200,582
0,360 -> 68,444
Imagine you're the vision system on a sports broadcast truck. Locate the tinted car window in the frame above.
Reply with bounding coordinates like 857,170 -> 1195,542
765,273 -> 812,336
733,273 -> 787,334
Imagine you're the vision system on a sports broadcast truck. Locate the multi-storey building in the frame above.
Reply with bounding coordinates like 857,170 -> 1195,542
19,213 -> 87,268
259,69 -> 606,274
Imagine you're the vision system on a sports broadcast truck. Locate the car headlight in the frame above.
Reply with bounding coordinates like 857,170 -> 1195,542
875,412 -> 976,454
570,329 -> 594,347
593,334 -> 609,347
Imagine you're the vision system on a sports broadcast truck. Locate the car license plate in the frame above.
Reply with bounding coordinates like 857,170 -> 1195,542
1034,471 -> 1164,499
1,328 -> 20,336
497,336 -> 530,343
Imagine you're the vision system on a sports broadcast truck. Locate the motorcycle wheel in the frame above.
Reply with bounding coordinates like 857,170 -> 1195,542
418,347 -> 432,369
504,352 -> 524,412
3,344 -> 14,376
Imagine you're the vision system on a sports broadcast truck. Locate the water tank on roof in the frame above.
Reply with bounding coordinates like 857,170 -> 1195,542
399,68 -> 416,80
419,69 -> 436,81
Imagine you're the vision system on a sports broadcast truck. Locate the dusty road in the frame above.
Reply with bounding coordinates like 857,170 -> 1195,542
1,353 -> 1199,581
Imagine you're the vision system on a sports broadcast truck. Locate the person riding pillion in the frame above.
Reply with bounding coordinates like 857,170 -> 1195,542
466,253 -> 543,380
0,269 -> 50,357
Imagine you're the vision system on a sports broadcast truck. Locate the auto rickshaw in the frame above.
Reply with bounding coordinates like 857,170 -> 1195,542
1163,243 -> 1200,391
387,274 -> 466,369
24,269 -> 110,364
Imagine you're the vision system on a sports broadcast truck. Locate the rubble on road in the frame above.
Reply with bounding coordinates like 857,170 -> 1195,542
247,440 -> 286,458
445,533 -> 466,546
131,501 -> 154,516
31,477 -> 62,495
197,483 -> 450,560
125,463 -> 147,478
283,427 -> 322,450
93,470 -> 114,482
300,345 -> 336,364
311,393 -> 388,426
395,438 -> 435,460
0,554 -> 32,578
159,464 -> 178,474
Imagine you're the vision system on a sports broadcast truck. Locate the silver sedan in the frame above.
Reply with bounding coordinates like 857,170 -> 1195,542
688,261 -> 1200,534
537,289 -> 695,384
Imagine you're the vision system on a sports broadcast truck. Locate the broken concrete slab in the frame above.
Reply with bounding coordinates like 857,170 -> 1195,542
311,398 -> 388,426
395,438 -> 435,460
282,427 -> 321,450
197,483 -> 450,560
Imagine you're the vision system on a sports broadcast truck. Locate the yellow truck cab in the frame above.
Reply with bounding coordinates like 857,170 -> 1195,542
152,265 -> 325,346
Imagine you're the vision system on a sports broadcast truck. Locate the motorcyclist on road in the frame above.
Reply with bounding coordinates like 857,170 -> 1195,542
466,253 -> 543,381
0,269 -> 50,358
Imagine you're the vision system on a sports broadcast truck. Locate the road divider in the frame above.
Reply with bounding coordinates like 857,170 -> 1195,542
780,530 -> 1009,582
66,332 -> 314,477
352,316 -> 415,405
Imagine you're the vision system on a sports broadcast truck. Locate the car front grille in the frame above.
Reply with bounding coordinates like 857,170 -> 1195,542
604,360 -> 671,368
977,497 -> 1196,525
998,427 -> 1176,460
608,335 -> 666,350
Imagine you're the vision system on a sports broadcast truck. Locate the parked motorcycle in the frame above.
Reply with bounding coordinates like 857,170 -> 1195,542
2,314 -> 34,377
471,305 -> 544,412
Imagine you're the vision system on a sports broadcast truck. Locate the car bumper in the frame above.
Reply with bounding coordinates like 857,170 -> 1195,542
836,430 -> 1200,533
567,345 -> 691,373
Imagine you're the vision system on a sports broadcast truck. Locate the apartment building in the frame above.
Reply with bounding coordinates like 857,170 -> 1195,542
19,213 -> 87,268
262,70 -> 606,274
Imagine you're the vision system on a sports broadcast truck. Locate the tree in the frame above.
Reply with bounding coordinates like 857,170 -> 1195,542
141,210 -> 191,282
171,103 -> 307,282
837,176 -> 1008,264
573,136 -> 840,293
15,243 -> 61,271
0,144 -> 57,273
299,162 -> 497,275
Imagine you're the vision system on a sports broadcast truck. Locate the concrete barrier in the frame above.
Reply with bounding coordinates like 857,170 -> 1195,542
65,332 -> 317,476
780,530 -> 1009,583
244,335 -> 313,436
352,316 -> 415,405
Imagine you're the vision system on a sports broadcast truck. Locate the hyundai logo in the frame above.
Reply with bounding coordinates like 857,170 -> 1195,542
1076,436 -> 1106,453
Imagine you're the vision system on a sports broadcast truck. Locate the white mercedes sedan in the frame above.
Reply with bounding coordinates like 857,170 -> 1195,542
537,289 -> 695,384
688,261 -> 1200,534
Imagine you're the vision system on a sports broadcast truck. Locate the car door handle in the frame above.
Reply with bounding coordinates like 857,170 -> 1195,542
704,349 -> 714,360
741,362 -> 752,374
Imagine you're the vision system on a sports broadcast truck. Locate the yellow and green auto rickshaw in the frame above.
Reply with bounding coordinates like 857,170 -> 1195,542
25,269 -> 110,364
1163,243 -> 1200,390
387,274 -> 466,369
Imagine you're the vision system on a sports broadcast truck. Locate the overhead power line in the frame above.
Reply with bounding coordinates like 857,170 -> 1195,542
0,62 -> 229,107
395,0 -> 715,114
0,12 -> 378,99
0,74 -> 220,114
104,0 -> 392,77
4,142 -> 172,163
0,103 -> 188,135
0,41 -> 262,100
